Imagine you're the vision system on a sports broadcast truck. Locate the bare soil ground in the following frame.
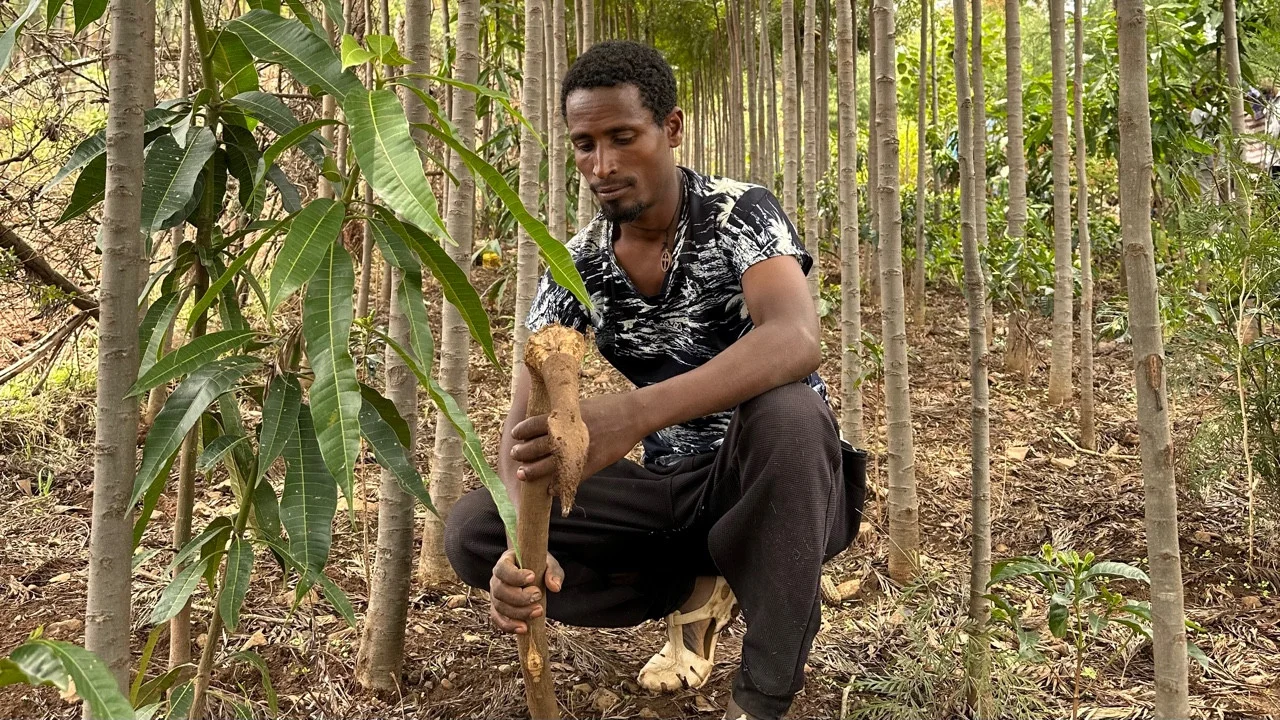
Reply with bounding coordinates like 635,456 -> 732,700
1,278 -> 1278,719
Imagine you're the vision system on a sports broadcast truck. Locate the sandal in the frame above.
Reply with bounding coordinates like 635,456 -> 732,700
638,576 -> 739,692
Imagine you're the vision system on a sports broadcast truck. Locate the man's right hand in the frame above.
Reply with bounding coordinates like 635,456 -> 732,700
488,549 -> 565,634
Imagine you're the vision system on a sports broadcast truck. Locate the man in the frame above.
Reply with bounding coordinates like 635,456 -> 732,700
445,41 -> 865,720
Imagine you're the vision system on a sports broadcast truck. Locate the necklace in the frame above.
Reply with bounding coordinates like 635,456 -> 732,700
660,178 -> 685,273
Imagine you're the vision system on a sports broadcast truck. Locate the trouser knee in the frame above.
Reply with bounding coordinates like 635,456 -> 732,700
443,489 -> 502,590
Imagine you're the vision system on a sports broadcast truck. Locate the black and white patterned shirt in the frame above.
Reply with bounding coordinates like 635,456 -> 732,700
526,167 -> 829,465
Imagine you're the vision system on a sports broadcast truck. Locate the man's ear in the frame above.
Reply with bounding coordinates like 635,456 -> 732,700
666,107 -> 684,149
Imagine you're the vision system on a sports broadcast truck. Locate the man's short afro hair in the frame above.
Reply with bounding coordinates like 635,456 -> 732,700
561,40 -> 677,125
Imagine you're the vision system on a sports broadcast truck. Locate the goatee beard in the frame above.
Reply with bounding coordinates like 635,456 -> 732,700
600,201 -> 646,224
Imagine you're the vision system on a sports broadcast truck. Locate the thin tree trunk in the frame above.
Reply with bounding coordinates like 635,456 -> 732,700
514,0 -> 546,370
931,0 -> 939,225
768,27 -> 779,182
548,0 -> 569,241
746,0 -> 760,184
1004,0 -> 1030,378
874,0 -> 919,584
836,0 -> 863,447
801,0 -> 820,303
575,0 -> 596,230
357,181 -> 375,318
866,1 -> 880,307
1074,0 -> 1094,450
817,0 -> 830,179
1223,0 -> 1246,140
729,1 -> 745,178
85,0 -> 148,701
911,0 -> 927,326
781,0 -> 800,225
759,0 -> 773,184
1047,0 -> 1073,405
319,16 -> 338,201
971,0 -> 991,341
1116,1 -> 1191,714
420,0 -> 481,584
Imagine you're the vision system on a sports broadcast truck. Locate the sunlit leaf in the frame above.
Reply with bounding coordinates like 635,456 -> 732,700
269,198 -> 346,311
140,129 -> 217,234
340,34 -> 375,70
212,29 -> 260,98
149,556 -> 211,624
358,383 -> 435,514
220,537 -> 254,632
6,640 -> 132,719
227,10 -> 362,102
128,329 -> 256,397
280,409 -> 337,575
227,91 -> 327,164
258,373 -> 302,482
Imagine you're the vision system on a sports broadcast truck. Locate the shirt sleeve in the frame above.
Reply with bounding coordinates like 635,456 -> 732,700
524,270 -> 592,335
722,186 -> 813,279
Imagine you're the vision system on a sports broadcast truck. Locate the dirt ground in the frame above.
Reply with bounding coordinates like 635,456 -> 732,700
2,275 -> 1279,719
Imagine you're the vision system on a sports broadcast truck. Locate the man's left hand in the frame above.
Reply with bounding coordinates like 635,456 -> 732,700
510,392 -> 647,486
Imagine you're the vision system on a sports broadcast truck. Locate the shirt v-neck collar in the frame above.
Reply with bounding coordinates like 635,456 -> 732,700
603,168 -> 693,305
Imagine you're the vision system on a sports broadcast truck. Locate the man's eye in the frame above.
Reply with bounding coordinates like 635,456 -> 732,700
615,136 -> 634,145
575,142 -> 594,153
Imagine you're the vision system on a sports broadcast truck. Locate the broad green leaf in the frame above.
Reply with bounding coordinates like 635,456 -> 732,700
1111,617 -> 1153,641
222,124 -> 265,216
364,34 -> 411,66
319,0 -> 344,33
130,625 -> 165,705
340,34 -> 375,70
212,29 -> 260,98
368,219 -> 420,271
343,88 -> 449,241
168,681 -> 195,719
404,73 -> 539,142
132,452 -> 178,548
168,517 -> 232,573
43,107 -> 183,194
1047,593 -> 1070,639
46,0 -> 68,27
281,0 -> 316,31
228,91 -> 326,163
186,228 -> 280,331
259,538 -> 356,627
71,0 -> 107,34
258,374 -> 302,482
280,409 -> 337,574
396,270 -> 435,395
1187,641 -> 1210,671
358,384 -> 435,514
1086,561 -> 1151,584
140,129 -> 217,234
988,558 -> 1062,587
220,537 -> 254,631
253,475 -> 283,544
261,119 -> 338,172
8,640 -> 132,719
372,208 -> 496,366
269,198 -> 345,311
226,10 -> 362,102
195,435 -> 249,475
267,164 -> 303,213
128,329 -> 256,397
132,357 -> 261,509
149,556 -> 211,624
229,652 -> 278,716
416,121 -> 591,310
247,0 -> 282,12
56,153 -> 106,225
133,666 -> 190,710
216,394 -> 258,493
302,246 -> 361,508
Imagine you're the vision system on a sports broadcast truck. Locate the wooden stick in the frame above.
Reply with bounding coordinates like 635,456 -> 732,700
517,325 -> 588,720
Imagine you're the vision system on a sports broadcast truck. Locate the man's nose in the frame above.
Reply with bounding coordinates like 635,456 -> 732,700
591,145 -> 617,179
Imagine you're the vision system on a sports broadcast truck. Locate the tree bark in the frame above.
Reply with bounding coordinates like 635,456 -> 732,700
1004,0 -> 1030,378
972,0 -> 991,342
0,223 -> 98,316
514,0 -> 546,370
801,0 -> 820,304
865,0 -> 880,307
836,0 -> 863,447
781,0 -> 800,227
548,0 -> 569,243
85,0 -> 148,701
1223,0 -> 1246,139
420,0 -> 482,584
1074,0 -> 1094,450
873,0 -> 919,584
746,0 -> 761,185
1116,1 -> 1191,714
574,0 -> 596,231
911,0 -> 927,326
760,0 -> 776,184
1047,0 -> 1073,405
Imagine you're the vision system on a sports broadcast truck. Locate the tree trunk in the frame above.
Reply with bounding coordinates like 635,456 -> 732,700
873,0 -> 919,584
911,0 -> 927,326
817,0 -> 830,179
781,0 -> 800,226
1115,1 -> 1191,714
836,0 -> 863,447
865,1 -> 880,307
1223,0 -> 1246,139
746,0 -> 760,184
514,0 -> 546,370
85,0 -> 148,701
1047,0 -> 1073,405
1005,0 -> 1029,378
951,0 -> 991,710
1074,0 -> 1094,450
801,0 -> 820,304
420,0 -> 481,584
575,0 -> 596,230
548,0 -> 569,242
971,0 -> 991,343
760,0 -> 775,184
319,16 -> 338,201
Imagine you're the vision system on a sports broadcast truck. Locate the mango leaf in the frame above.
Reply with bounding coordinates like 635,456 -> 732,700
212,29 -> 260,98
220,537 -> 254,632
1048,593 -> 1070,639
43,107 -> 183,194
222,124 -> 265,215
280,409 -> 337,574
253,475 -> 283,545
149,556 -> 211,624
226,10 -> 362,102
46,0 -> 68,28
258,373 -> 302,482
988,558 -> 1063,587
364,34 -> 411,66
1187,641 -> 1211,671
1086,561 -> 1150,584
56,153 -> 106,224
138,292 -> 183,377
228,91 -> 326,164
269,198 -> 345,311
259,537 -> 356,627
371,208 -> 497,366
343,88 -> 449,241
128,329 -> 256,397
320,0 -> 344,33
403,73 -> 539,143
195,435 -> 249,475
358,384 -> 435,514
367,219 -> 420,270
168,517 -> 232,573
267,165 -> 303,213
302,246 -> 361,508
247,0 -> 282,13
168,681 -> 195,719
186,225 -> 283,331
340,34 -> 375,70
6,640 -> 132,720
140,129 -> 217,234
71,0 -> 106,34
416,121 -> 591,310
281,0 -> 316,31
132,357 -> 261,509
132,452 -> 178,548
132,666 -> 190,710
228,651 -> 278,716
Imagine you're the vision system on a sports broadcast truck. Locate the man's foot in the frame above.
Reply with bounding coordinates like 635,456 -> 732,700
638,576 -> 738,692
723,695 -> 763,720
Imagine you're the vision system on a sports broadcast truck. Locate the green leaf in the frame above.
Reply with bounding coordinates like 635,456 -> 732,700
169,518 -> 232,573
1048,593 -> 1070,639
368,219 -> 420,271
1086,561 -> 1151,584
280,0 -> 316,31
402,73 -> 538,142
358,384 -> 435,514
228,651 -> 278,716
168,681 -> 194,719
56,153 -> 106,225
43,107 -> 182,194
280,408 -> 337,574
340,34 -> 375,70
149,556 -> 211,624
132,452 -> 178,548
226,10 -> 362,102
195,435 -> 249,475
222,124 -> 265,215
319,0 -> 344,33
220,537 -> 254,632
228,91 -> 326,164
133,666 -> 190,710
253,475 -> 283,545
267,164 -> 303,213
1111,617 -> 1153,641
140,129 -> 217,234
128,329 -> 256,397
247,0 -> 282,12
212,29 -> 260,98
71,0 -> 106,34
46,0 -> 69,28
132,357 -> 262,509
1187,641 -> 1210,671
186,228 -> 281,331
365,34 -> 411,66
259,537 -> 356,627
302,246 -> 362,509
130,624 -> 165,704
258,373 -> 302,481
269,198 -> 346,311
8,640 -> 133,719
372,208 -> 496,366
988,558 -> 1062,587
415,121 -> 592,310
344,88 -> 450,243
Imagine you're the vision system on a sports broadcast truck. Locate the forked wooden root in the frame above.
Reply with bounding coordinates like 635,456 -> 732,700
517,325 -> 589,719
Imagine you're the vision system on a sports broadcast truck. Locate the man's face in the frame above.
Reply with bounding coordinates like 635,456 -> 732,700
565,84 -> 683,224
